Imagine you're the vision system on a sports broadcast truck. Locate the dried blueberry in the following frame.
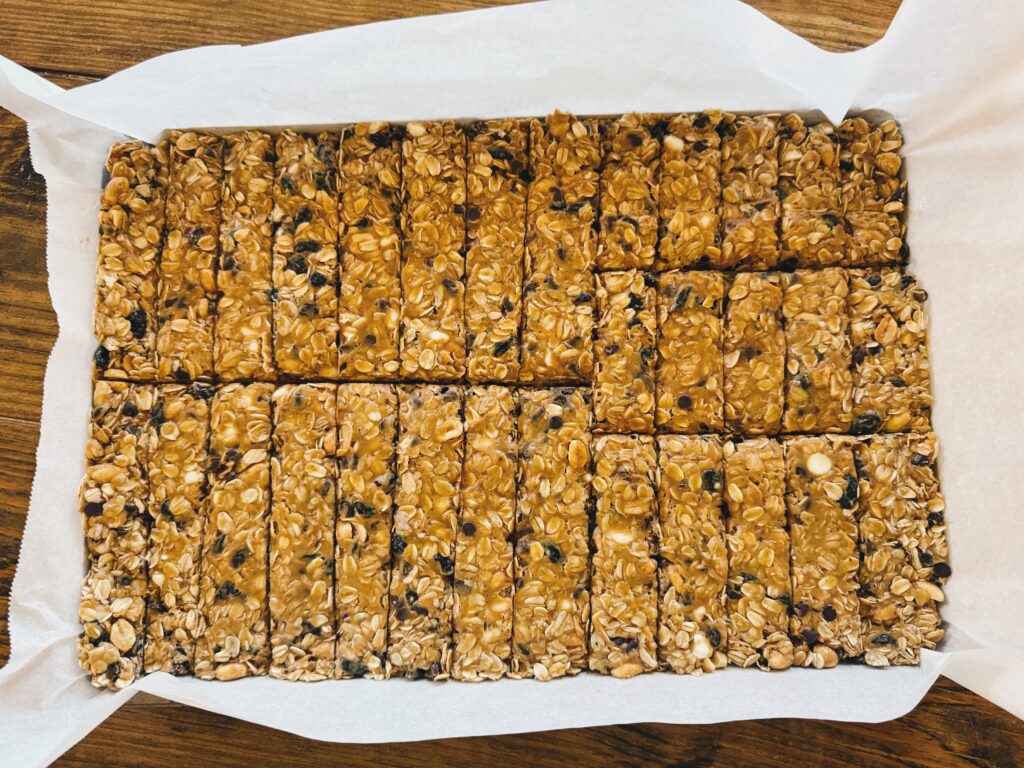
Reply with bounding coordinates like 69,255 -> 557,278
543,543 -> 563,564
822,605 -> 837,621
93,345 -> 111,371
127,308 -> 148,339
231,548 -> 248,569
84,501 -> 104,517
701,468 -> 723,493
309,271 -> 327,287
286,255 -> 308,274
850,412 -> 882,435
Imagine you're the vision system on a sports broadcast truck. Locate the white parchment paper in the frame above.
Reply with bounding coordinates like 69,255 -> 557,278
1,0 -> 1022,764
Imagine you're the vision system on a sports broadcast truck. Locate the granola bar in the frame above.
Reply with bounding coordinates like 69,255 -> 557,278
156,131 -> 223,382
784,436 -> 861,668
723,438 -> 793,670
511,387 -> 592,680
388,385 -> 464,678
656,111 -> 725,270
719,114 -> 780,270
215,131 -> 275,381
724,272 -> 785,435
337,123 -> 403,380
453,386 -> 517,681
465,119 -> 528,383
848,269 -> 932,434
78,381 -> 155,689
269,383 -> 337,680
597,113 -> 660,270
838,117 -> 905,266
778,115 -> 845,268
856,433 -> 947,666
399,121 -> 467,380
782,268 -> 853,433
94,140 -> 168,380
594,270 -> 657,433
272,131 -> 340,379
657,435 -> 728,675
145,384 -> 210,675
194,382 -> 274,681
521,112 -> 601,383
589,435 -> 658,678
335,383 -> 397,679
655,270 -> 725,433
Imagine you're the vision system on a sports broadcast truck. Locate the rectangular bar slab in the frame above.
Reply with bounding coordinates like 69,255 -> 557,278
589,434 -> 659,678
778,115 -> 845,268
465,119 -> 528,383
856,433 -> 947,666
784,435 -> 861,668
215,131 -> 276,381
597,113 -> 660,270
337,123 -> 403,380
782,268 -> 853,433
838,117 -> 906,266
145,383 -> 211,675
656,111 -> 725,270
399,121 -> 468,381
657,435 -> 728,675
848,268 -> 932,434
453,386 -> 517,681
334,383 -> 397,679
195,382 -> 274,681
388,384 -> 464,678
724,272 -> 785,435
512,387 -> 592,679
272,130 -> 340,379
269,383 -> 337,680
719,114 -> 780,270
723,438 -> 793,670
78,559 -> 148,691
594,270 -> 657,432
94,140 -> 168,380
656,270 -> 725,433
157,131 -> 223,382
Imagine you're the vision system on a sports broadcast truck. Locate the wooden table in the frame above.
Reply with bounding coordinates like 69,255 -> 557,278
0,1 -> 1021,765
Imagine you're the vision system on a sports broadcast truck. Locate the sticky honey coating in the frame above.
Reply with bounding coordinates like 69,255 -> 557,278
657,435 -> 728,675
453,386 -> 517,681
511,387 -> 592,680
269,383 -> 337,680
338,123 -> 403,380
719,114 -> 780,270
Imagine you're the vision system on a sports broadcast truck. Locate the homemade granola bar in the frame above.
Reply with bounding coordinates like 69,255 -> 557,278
838,117 -> 905,266
94,140 -> 168,380
784,435 -> 861,668
656,111 -> 724,270
215,131 -> 275,381
399,121 -> 468,380
512,387 -> 592,680
597,113 -> 660,270
848,269 -> 932,434
465,119 -> 528,383
589,435 -> 659,678
724,272 -> 785,435
719,114 -> 780,270
269,384 -> 337,680
856,433 -> 947,666
656,270 -> 725,433
657,435 -> 728,675
145,384 -> 210,675
782,268 -> 853,433
594,270 -> 657,433
521,112 -> 602,383
723,438 -> 793,670
778,115 -> 845,268
78,381 -> 155,689
335,383 -> 397,679
194,382 -> 274,681
337,123 -> 403,380
453,386 -> 517,681
388,385 -> 464,678
156,131 -> 223,382
272,131 -> 340,379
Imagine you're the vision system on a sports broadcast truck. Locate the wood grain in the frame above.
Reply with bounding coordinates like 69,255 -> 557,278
0,2 -> 1021,766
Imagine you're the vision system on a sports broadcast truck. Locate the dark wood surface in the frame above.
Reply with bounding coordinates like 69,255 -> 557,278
0,2 -> 1020,765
